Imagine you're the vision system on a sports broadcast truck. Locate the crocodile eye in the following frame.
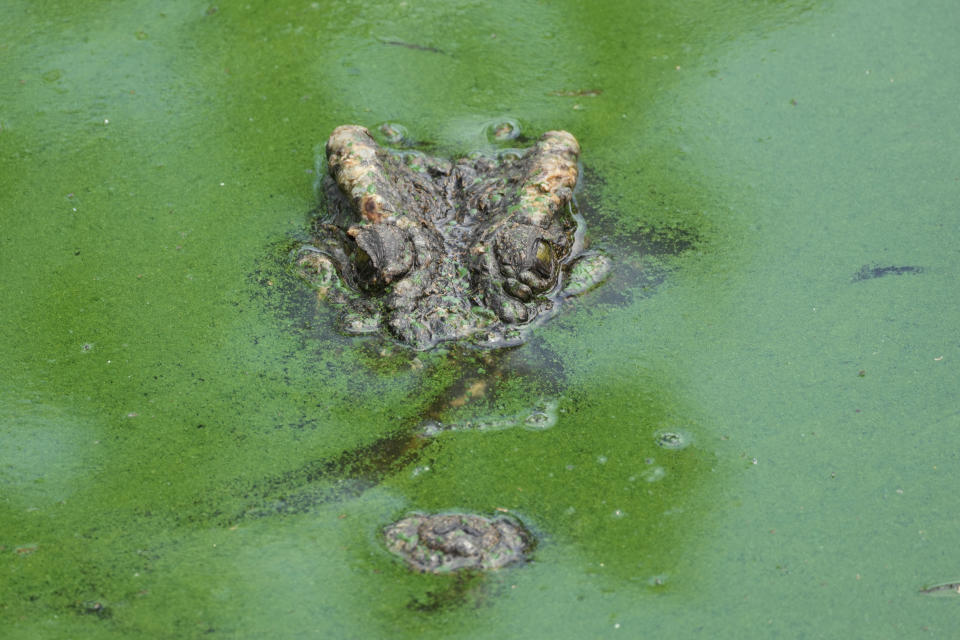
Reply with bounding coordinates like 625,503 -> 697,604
532,240 -> 554,278
352,246 -> 377,282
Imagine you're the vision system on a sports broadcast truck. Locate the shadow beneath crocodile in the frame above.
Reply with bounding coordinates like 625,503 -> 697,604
232,165 -> 702,525
229,339 -> 564,523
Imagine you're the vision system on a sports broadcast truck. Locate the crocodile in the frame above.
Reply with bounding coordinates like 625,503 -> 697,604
296,124 -> 609,350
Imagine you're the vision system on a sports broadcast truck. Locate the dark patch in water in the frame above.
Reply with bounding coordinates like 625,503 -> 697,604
247,237 -> 339,336
406,572 -> 483,612
852,264 -> 924,281
577,168 -> 702,257
228,342 -> 561,523
72,600 -> 112,620
617,223 -> 700,257
377,37 -> 446,55
568,167 -> 702,308
233,427 -> 434,521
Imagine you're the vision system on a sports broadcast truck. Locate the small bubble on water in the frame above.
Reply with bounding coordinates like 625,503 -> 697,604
421,421 -> 444,437
377,122 -> 408,145
648,574 -> 668,587
523,408 -> 556,431
642,466 -> 666,483
497,149 -> 523,164
525,412 -> 549,426
655,430 -> 690,450
486,118 -> 520,142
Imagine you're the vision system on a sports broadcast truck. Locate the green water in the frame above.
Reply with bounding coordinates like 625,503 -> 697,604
3,0 -> 959,637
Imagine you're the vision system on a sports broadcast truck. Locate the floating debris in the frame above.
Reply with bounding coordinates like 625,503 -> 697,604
920,581 -> 960,597
377,37 -> 445,54
852,264 -> 923,282
549,89 -> 603,97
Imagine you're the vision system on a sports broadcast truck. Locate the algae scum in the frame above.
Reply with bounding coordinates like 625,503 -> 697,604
248,120 -> 704,581
4,0 -> 960,637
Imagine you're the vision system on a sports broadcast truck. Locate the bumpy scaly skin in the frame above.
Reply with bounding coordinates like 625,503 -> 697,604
296,124 -> 607,349
467,130 -> 580,324
384,513 -> 532,573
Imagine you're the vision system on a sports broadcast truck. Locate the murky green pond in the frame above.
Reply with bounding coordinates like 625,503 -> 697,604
3,1 -> 959,637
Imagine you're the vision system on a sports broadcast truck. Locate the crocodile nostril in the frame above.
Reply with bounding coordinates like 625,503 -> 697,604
352,224 -> 413,290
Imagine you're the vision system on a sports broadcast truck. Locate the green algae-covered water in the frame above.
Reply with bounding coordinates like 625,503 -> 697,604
3,1 -> 960,637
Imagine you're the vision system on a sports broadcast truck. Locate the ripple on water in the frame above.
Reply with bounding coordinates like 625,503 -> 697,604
485,118 -> 521,143
497,148 -> 524,163
523,403 -> 557,431
376,122 -> 410,146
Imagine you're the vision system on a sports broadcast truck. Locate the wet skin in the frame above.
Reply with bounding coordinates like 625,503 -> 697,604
296,125 -> 609,350
384,512 -> 532,574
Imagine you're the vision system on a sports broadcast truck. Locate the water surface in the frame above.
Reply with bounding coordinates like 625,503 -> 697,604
2,0 -> 959,637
